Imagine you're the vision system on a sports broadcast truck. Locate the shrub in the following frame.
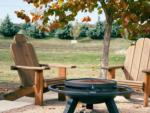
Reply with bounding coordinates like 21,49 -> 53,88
89,21 -> 121,39
89,21 -> 104,40
48,30 -> 56,38
88,29 -> 98,39
56,24 -> 73,40
21,23 -> 31,31
147,34 -> 150,38
111,22 -> 121,38
79,25 -> 89,38
21,23 -> 46,39
0,15 -> 20,37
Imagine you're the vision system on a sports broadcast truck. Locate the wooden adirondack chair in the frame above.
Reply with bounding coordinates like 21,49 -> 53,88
4,34 -> 75,105
102,38 -> 150,107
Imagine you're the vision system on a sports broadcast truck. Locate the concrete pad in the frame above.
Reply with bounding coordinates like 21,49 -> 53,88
115,96 -> 130,102
0,100 -> 31,112
15,96 -> 34,104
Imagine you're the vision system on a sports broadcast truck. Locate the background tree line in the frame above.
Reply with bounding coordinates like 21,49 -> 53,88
0,15 -> 149,39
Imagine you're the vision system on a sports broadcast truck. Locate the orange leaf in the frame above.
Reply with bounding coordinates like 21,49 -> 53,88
81,16 -> 91,22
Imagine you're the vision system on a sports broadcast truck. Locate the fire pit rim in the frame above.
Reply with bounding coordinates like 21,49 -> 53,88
48,83 -> 133,96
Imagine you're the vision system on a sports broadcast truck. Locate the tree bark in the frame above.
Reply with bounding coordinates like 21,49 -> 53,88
100,12 -> 113,78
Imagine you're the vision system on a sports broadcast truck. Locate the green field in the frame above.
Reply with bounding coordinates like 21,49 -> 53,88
0,37 -> 131,86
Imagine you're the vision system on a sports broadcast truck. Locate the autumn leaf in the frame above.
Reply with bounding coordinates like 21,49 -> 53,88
15,10 -> 30,22
51,3 -> 60,9
31,13 -> 43,22
82,16 -> 91,22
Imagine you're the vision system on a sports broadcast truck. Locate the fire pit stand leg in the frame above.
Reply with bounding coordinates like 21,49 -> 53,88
63,99 -> 78,113
105,99 -> 119,113
86,104 -> 93,109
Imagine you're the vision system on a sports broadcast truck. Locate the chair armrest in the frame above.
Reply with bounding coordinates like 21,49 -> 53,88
101,65 -> 124,70
40,64 -> 76,69
143,69 -> 150,74
39,64 -> 49,67
11,65 -> 50,71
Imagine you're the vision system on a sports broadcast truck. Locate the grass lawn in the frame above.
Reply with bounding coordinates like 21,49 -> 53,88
0,37 -> 132,85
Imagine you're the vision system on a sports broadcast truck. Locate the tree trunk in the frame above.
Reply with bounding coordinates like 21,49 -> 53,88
100,13 -> 113,78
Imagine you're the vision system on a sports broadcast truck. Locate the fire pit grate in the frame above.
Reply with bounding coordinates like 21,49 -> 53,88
65,78 -> 117,89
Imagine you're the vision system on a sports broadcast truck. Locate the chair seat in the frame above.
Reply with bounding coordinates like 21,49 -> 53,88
116,80 -> 143,92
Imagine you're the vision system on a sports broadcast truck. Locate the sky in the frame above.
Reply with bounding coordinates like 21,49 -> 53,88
0,0 -> 33,23
0,0 -> 105,24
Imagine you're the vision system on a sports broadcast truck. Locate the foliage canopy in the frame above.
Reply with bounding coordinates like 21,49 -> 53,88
16,0 -> 150,38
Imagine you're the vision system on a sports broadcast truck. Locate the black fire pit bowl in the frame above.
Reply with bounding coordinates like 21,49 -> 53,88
48,78 -> 133,113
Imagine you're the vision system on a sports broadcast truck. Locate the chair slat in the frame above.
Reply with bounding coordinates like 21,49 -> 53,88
130,38 -> 144,80
137,38 -> 150,81
124,45 -> 135,80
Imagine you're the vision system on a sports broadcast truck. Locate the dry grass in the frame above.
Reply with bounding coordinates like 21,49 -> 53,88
0,37 -> 131,87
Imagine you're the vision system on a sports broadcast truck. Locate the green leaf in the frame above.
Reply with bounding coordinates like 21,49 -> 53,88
58,0 -> 64,6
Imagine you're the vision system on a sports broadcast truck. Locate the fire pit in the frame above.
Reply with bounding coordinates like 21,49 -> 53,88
49,78 -> 133,113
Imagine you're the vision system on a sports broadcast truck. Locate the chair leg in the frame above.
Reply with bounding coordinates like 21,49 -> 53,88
34,70 -> 44,106
59,67 -> 67,79
144,75 -> 150,107
86,104 -> 93,109
144,87 -> 149,107
107,69 -> 115,79
124,93 -> 131,99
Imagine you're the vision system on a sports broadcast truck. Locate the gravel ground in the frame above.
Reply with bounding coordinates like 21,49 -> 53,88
1,91 -> 150,113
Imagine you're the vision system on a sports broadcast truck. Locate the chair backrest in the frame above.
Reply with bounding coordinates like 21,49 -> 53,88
10,34 -> 39,87
124,38 -> 150,81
